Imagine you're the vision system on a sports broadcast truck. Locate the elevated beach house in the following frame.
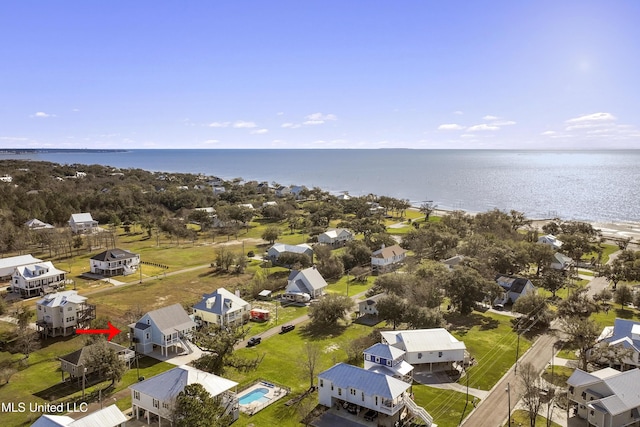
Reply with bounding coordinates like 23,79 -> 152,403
285,266 -> 328,300
59,341 -> 134,381
130,365 -> 239,426
317,228 -> 354,247
129,304 -> 196,357
537,234 -> 563,250
11,261 -> 67,298
494,275 -> 536,306
267,243 -> 314,266
363,343 -> 414,383
90,248 -> 140,276
36,291 -> 96,338
31,404 -> 127,427
594,318 -> 640,370
192,287 -> 251,328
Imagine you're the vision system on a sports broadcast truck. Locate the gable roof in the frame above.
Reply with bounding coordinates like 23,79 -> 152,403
600,318 -> 640,352
90,248 -> 138,262
287,267 -> 328,293
360,293 -> 386,306
320,228 -> 351,239
567,367 -> 623,387
59,342 -> 128,367
495,276 -> 532,294
129,365 -> 237,401
145,303 -> 196,334
16,261 -> 66,280
67,404 -> 127,427
193,287 -> 249,315
269,243 -> 313,255
25,218 -> 54,229
37,291 -> 86,308
574,368 -> 640,416
70,213 -> 95,223
31,414 -> 75,427
381,328 -> 466,354
443,255 -> 464,266
371,244 -> 406,259
0,254 -> 43,276
319,363 -> 410,399
364,343 -> 406,360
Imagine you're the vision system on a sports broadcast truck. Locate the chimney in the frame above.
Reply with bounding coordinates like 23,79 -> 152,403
381,243 -> 386,249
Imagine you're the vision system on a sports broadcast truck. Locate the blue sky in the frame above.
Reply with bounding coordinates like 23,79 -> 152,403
2,1 -> 639,149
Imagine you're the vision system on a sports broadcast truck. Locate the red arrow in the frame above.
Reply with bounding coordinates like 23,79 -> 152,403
76,321 -> 121,341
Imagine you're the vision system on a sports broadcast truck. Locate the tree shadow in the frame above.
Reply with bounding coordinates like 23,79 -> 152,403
298,322 -> 347,340
614,308 -> 634,319
444,312 -> 499,336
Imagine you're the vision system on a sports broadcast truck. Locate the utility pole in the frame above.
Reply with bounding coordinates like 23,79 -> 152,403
506,382 -> 511,426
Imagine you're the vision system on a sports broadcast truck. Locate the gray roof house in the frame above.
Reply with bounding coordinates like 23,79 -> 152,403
69,213 -> 98,234
59,342 -> 134,381
24,218 -> 54,230
494,275 -> 536,305
90,248 -> 140,276
595,318 -> 640,370
267,243 -> 314,265
285,267 -> 328,299
31,404 -> 127,427
192,287 -> 251,327
567,367 -> 640,426
363,343 -> 414,383
358,293 -> 386,317
130,365 -> 239,426
381,328 -> 467,371
129,304 -> 196,357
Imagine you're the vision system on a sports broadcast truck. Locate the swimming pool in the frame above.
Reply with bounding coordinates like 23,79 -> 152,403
238,387 -> 270,405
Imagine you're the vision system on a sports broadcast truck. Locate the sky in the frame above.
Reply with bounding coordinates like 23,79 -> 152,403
1,1 -> 639,150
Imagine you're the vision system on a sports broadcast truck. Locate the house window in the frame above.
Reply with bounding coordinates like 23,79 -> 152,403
375,356 -> 380,363
439,352 -> 443,358
581,392 -> 587,400
569,386 -> 574,394
590,410 -> 594,416
350,388 -> 356,396
146,333 -> 150,340
375,396 -> 378,405
68,307 -> 72,311
362,392 -> 365,402
338,388 -> 342,396
386,359 -> 392,367
418,353 -> 422,359
320,379 -> 323,388
331,384 -> 334,391
163,402 -> 170,409
38,306 -> 41,311
134,391 -> 140,400
153,399 -> 159,408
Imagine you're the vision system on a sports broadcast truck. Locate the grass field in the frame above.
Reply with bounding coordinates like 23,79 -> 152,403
448,310 -> 532,391
503,409 -> 562,427
541,365 -> 574,387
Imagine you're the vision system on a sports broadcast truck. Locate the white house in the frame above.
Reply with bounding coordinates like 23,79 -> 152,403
567,367 -> 640,426
594,318 -> 640,370
538,234 -> 563,250
285,267 -> 328,299
381,328 -> 467,371
12,261 -> 67,298
69,213 -> 99,234
358,293 -> 386,317
194,207 -> 216,216
442,255 -> 464,271
35,291 -> 96,338
274,186 -> 290,197
318,363 -> 412,423
0,175 -> 12,183
318,228 -> 354,247
494,276 -> 536,306
0,254 -> 42,278
551,252 -> 574,271
24,218 -> 54,230
129,304 -> 196,357
130,365 -> 239,427
371,244 -> 407,274
363,343 -> 414,383
32,404 -> 127,427
192,287 -> 251,328
90,248 -> 140,276
267,243 -> 314,265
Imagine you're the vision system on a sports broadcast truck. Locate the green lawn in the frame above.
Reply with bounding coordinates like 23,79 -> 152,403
503,409 -> 562,427
325,275 -> 375,297
413,385 -> 471,427
541,365 -> 574,387
0,335 -> 174,427
448,311 -> 531,391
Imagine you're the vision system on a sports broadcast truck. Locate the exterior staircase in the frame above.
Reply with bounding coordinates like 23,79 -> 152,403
177,337 -> 194,355
404,397 -> 437,427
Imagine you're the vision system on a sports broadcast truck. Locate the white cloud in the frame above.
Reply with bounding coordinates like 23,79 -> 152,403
0,136 -> 28,141
467,124 -> 500,132
203,139 -> 219,144
483,115 -> 499,121
277,112 -> 284,116
72,108 -> 80,112
438,124 -> 465,131
281,122 -> 301,129
232,121 -> 257,128
566,112 -> 616,124
303,112 -> 337,125
250,128 -> 269,135
208,121 -> 230,128
31,111 -> 55,118
492,120 -> 516,126
453,110 -> 464,115
541,131 -> 556,136
460,134 -> 476,139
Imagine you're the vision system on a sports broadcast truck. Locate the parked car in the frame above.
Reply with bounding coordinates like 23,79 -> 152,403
364,409 -> 378,421
280,324 -> 295,334
247,337 -> 262,347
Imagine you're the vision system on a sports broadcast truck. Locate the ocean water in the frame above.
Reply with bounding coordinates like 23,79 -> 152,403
2,149 -> 639,223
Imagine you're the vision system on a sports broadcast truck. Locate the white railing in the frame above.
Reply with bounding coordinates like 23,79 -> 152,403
404,397 -> 435,426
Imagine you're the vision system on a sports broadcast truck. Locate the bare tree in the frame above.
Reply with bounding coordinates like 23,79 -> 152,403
300,342 -> 321,389
519,362 -> 544,427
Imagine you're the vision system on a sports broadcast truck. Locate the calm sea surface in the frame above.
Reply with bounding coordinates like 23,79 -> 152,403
2,149 -> 639,223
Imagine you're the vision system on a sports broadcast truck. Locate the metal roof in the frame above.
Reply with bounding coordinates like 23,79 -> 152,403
90,248 -> 138,262
129,365 -> 237,401
37,291 -> 86,307
364,343 -> 406,360
318,363 -> 410,400
68,404 -> 127,427
381,328 -> 466,354
145,303 -> 196,335
193,287 -> 250,315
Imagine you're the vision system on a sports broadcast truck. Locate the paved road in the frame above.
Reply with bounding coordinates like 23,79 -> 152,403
461,329 -> 560,427
586,250 -> 620,298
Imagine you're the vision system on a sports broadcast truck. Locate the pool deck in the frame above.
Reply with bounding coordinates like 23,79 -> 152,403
238,381 -> 288,415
